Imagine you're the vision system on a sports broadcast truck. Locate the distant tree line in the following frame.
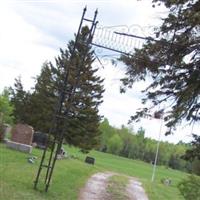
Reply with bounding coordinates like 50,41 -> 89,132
98,118 -> 200,175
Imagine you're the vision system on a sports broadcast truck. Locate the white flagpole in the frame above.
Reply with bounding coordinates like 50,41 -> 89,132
151,116 -> 164,182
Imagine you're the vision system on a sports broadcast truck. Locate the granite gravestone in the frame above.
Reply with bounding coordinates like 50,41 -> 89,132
6,124 -> 34,153
11,124 -> 33,145
32,131 -> 48,149
0,124 -> 10,142
85,156 -> 95,165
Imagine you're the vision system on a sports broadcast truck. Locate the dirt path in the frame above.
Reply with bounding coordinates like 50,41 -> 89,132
78,172 -> 114,200
126,178 -> 149,200
79,172 -> 149,200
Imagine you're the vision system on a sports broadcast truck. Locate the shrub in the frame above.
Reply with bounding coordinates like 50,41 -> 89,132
178,175 -> 200,200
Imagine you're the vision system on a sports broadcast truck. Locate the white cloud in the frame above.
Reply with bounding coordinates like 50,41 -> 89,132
0,2 -> 58,90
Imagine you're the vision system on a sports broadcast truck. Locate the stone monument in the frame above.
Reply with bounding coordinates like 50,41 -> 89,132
0,124 -> 10,142
6,124 -> 34,153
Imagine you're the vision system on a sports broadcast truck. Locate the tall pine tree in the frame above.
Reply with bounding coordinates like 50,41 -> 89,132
120,0 -> 200,134
30,26 -> 104,151
28,62 -> 57,132
10,77 -> 31,124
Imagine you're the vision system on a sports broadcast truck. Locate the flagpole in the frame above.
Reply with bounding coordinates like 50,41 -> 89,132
151,116 -> 164,182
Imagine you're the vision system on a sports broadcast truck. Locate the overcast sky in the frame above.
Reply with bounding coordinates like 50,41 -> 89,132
0,0 -> 199,143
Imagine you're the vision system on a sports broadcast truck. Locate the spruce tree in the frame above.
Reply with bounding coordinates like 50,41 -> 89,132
120,0 -> 200,134
182,134 -> 200,161
29,62 -> 57,132
31,26 -> 104,151
56,26 -> 104,151
10,77 -> 31,124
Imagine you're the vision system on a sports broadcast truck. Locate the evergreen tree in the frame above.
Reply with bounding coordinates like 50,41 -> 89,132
29,62 -> 57,132
182,134 -> 200,161
59,26 -> 104,151
10,77 -> 31,124
30,26 -> 104,151
120,0 -> 200,134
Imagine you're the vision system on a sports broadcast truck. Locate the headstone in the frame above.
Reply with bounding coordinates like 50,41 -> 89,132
11,124 -> 34,145
32,131 -> 48,149
4,125 -> 11,139
6,124 -> 34,153
0,124 -> 9,142
85,156 -> 95,165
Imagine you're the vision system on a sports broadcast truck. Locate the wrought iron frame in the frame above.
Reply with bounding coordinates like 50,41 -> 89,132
34,7 -> 98,192
34,6 -> 171,192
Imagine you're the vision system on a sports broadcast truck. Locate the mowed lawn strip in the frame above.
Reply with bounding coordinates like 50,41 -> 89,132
106,175 -> 129,200
1,144 -> 186,200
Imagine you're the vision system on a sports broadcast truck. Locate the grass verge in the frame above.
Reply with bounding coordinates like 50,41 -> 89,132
106,175 -> 129,200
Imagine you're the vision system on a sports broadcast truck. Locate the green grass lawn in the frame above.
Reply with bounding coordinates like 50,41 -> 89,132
0,144 -> 187,200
